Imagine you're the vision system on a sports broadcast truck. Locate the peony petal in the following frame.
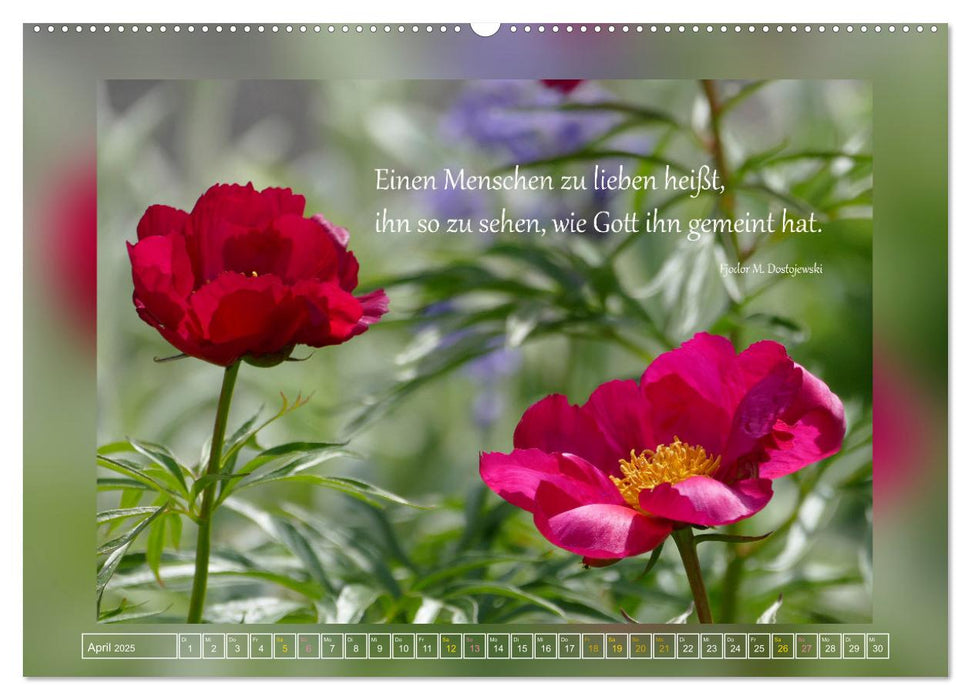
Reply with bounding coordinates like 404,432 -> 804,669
352,289 -> 389,336
641,332 -> 739,411
133,296 -> 213,362
220,227 -> 292,279
136,205 -> 189,240
187,184 -> 305,282
311,215 -> 360,290
187,273 -> 307,362
533,482 -> 672,559
291,279 -> 364,346
512,394 -> 616,471
720,358 -> 802,476
312,214 -> 350,248
582,380 -> 657,470
641,334 -> 793,432
640,373 -> 731,456
191,183 -> 305,228
479,449 -> 624,513
257,186 -> 306,219
269,214 -> 344,282
756,365 -> 846,479
638,475 -> 773,526
128,233 -> 195,329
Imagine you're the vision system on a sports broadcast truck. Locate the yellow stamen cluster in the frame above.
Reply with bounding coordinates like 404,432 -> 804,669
610,437 -> 721,509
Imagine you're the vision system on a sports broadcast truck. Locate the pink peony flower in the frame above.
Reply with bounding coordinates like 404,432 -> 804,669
480,333 -> 845,565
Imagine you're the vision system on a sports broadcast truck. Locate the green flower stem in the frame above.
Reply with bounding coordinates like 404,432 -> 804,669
719,546 -> 745,623
186,361 -> 241,623
700,79 -> 743,263
671,527 -> 714,624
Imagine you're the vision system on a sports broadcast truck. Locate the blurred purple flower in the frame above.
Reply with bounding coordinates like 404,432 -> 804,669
467,345 -> 523,381
423,185 -> 487,222
468,344 -> 523,431
418,303 -> 523,430
442,80 -> 618,163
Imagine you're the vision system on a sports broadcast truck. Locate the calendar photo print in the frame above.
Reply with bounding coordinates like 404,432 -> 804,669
22,23 -> 947,678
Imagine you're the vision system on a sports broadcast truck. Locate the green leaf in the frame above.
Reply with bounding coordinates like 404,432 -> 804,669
107,558 -> 327,602
358,502 -> 417,571
757,594 -> 784,624
190,472 -> 250,500
97,455 -> 184,500
127,438 -> 189,495
224,445 -> 356,499
553,100 -> 682,128
442,582 -> 566,619
96,506 -> 166,605
236,441 -> 350,478
509,150 -> 691,176
735,140 -> 789,178
219,404 -> 267,471
694,531 -> 774,545
634,542 -> 665,580
505,302 -> 545,347
107,489 -> 146,535
718,80 -> 772,118
98,440 -> 139,455
166,513 -> 182,550
667,602 -> 695,624
219,393 -> 313,475
378,262 -> 552,298
272,474 -> 430,509
412,596 -> 446,624
274,520 -> 334,596
97,478 -> 151,492
209,570 -> 325,601
97,506 -> 162,526
99,601 -> 171,623
332,584 -> 382,624
760,150 -> 872,168
205,597 -> 311,624
484,243 -> 591,299
145,515 -> 167,584
119,488 -> 143,510
412,556 -> 537,592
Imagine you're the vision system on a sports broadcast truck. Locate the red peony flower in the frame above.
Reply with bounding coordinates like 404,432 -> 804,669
480,333 -> 845,565
540,79 -> 585,95
128,183 -> 388,366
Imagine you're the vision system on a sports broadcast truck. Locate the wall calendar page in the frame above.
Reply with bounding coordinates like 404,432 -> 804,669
21,20 -> 948,679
